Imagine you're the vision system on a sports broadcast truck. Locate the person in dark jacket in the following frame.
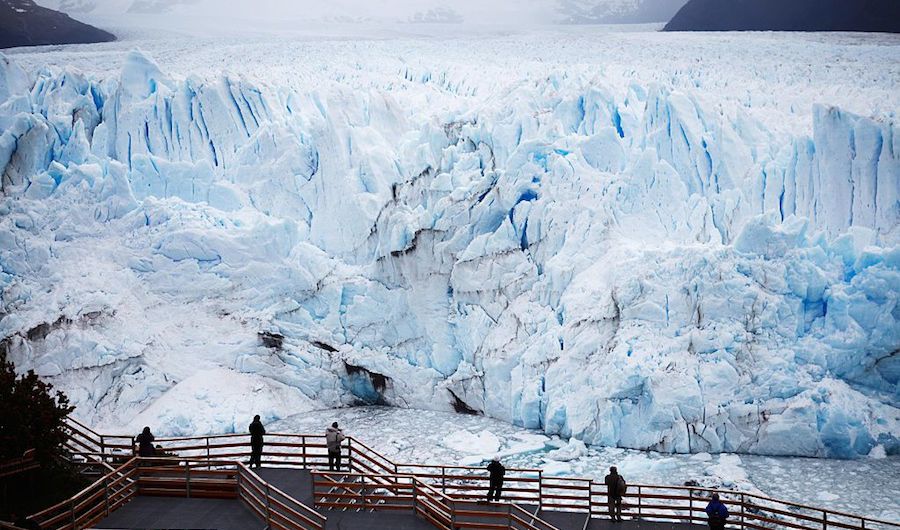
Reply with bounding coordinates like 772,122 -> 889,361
325,422 -> 346,471
136,426 -> 155,457
249,415 -> 266,468
486,456 -> 505,502
706,493 -> 729,530
604,466 -> 626,521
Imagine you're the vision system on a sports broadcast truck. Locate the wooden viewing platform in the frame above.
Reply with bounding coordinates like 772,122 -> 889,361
22,417 -> 900,530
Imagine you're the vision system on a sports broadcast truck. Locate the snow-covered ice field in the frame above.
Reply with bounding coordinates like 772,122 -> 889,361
1,22 -> 899,516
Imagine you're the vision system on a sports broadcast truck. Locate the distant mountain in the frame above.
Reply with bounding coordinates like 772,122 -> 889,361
127,0 -> 198,14
409,7 -> 464,24
559,0 -> 688,24
0,0 -> 115,48
57,0 -> 97,12
664,0 -> 900,32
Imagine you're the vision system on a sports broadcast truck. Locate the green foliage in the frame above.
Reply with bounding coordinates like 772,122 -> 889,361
0,351 -> 74,463
0,351 -> 84,521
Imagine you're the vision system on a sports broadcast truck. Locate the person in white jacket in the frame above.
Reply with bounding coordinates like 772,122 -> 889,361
325,422 -> 346,471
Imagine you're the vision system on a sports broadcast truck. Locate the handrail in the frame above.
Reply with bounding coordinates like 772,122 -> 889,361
60,417 -> 900,530
28,456 -> 139,530
238,463 -> 325,530
27,455 -> 324,530
312,470 -> 560,530
0,449 -> 39,479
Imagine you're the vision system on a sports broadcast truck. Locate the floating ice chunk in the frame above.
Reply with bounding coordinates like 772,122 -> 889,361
868,445 -> 887,460
541,461 -> 573,476
441,429 -> 501,455
545,438 -> 588,462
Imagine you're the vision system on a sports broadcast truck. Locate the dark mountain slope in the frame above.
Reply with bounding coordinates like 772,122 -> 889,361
560,0 -> 689,24
664,0 -> 900,32
1,0 -> 115,49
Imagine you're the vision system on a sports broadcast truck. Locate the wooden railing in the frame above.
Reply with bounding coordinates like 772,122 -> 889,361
237,462 -> 326,530
62,418 -> 134,468
59,417 -> 900,530
0,449 -> 39,479
311,470 -> 559,530
27,456 -> 324,530
28,457 -> 138,530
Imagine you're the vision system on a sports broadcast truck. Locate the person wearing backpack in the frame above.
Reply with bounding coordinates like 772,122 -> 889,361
325,422 -> 346,471
604,466 -> 626,521
706,493 -> 729,530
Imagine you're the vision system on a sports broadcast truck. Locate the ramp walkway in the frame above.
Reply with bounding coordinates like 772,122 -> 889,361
25,417 -> 900,530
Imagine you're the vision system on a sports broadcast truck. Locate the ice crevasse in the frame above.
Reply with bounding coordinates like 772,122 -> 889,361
0,49 -> 898,459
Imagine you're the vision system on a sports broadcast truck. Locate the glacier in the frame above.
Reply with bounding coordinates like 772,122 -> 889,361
0,29 -> 898,459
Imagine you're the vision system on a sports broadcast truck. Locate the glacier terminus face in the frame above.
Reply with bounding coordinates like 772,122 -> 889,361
0,29 -> 898,459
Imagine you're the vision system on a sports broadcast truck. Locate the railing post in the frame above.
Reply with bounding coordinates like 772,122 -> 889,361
70,499 -> 76,530
206,437 -> 211,463
347,438 -> 353,472
104,475 -> 110,516
185,464 -> 191,498
689,489 -> 693,525
361,479 -> 367,508
100,435 -> 106,464
588,480 -> 594,518
441,467 -> 447,495
637,486 -> 642,519
823,511 -> 828,530
412,481 -> 418,514
740,494 -> 745,530
451,495 -> 457,528
265,483 -> 272,527
301,435 -> 307,468
537,470 -> 543,512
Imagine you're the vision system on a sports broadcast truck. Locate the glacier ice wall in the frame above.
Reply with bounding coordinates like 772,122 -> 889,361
0,47 -> 897,457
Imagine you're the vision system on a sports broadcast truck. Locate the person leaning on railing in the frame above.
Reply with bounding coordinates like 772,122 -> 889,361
135,427 -> 155,457
706,493 -> 729,530
486,456 -> 505,502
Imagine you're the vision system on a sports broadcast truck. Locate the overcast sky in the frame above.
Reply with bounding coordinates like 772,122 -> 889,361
39,0 -> 689,25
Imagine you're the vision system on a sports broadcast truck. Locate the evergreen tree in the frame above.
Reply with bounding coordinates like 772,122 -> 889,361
0,351 -> 83,522
0,351 -> 74,463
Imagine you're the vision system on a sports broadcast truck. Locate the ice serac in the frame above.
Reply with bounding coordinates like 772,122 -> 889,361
0,48 -> 897,458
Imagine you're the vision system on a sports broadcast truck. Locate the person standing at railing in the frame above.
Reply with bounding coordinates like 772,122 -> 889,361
135,426 -> 155,457
325,422 -> 346,471
604,466 -> 626,521
249,415 -> 266,469
486,456 -> 505,502
705,493 -> 729,530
